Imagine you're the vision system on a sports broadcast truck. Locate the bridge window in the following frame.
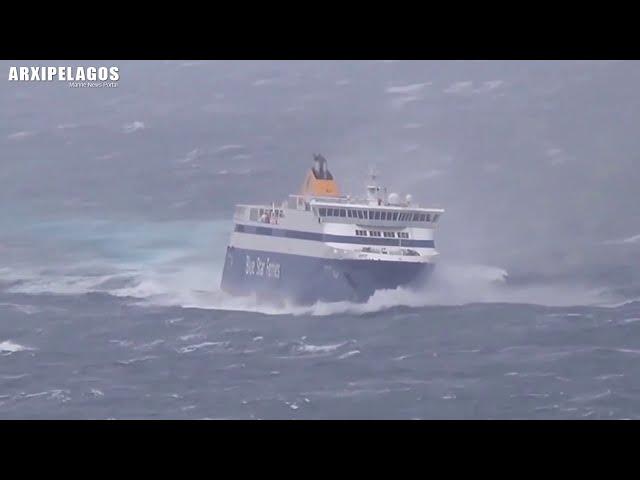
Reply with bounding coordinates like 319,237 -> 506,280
383,231 -> 396,238
355,229 -> 367,236
340,209 -> 346,217
425,214 -> 431,222
433,214 -> 440,223
319,208 -> 326,216
392,212 -> 398,221
369,231 -> 382,237
398,232 -> 409,239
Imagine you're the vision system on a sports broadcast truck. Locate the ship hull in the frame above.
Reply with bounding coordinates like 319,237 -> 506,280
220,246 -> 434,305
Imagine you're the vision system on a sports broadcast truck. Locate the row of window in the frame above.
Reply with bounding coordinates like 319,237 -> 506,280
318,207 -> 439,223
249,208 -> 284,222
355,230 -> 411,239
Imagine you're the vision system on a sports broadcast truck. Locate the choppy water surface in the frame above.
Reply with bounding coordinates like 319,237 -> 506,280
1,218 -> 639,419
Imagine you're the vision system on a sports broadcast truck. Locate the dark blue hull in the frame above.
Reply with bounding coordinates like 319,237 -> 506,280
220,247 -> 434,305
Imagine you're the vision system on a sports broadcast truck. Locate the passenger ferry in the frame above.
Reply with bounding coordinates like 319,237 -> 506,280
220,155 -> 444,305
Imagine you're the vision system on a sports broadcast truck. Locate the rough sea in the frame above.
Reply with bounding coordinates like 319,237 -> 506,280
1,216 -> 639,419
2,60 -> 640,419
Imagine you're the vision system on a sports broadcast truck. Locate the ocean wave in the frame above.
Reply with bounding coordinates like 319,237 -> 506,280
293,341 -> 348,355
178,341 -> 228,354
4,257 -> 624,317
1,219 -> 630,317
0,340 -> 33,355
122,121 -> 145,134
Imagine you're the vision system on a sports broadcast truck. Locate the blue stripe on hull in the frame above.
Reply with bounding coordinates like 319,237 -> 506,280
220,247 -> 434,305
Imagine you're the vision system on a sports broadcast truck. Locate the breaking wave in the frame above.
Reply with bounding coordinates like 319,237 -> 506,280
0,340 -> 33,355
0,219 -> 627,317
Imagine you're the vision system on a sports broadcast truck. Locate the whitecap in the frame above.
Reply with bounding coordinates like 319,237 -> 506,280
294,341 -> 347,354
338,350 -> 361,359
24,389 -> 71,403
0,340 -> 33,354
122,121 -> 145,134
386,82 -> 431,94
117,355 -> 158,365
7,131 -> 35,141
613,348 -> 640,355
178,341 -> 227,354
214,144 -> 245,154
603,233 -> 640,245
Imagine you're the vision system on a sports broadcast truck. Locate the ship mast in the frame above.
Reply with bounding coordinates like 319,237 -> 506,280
366,166 -> 386,205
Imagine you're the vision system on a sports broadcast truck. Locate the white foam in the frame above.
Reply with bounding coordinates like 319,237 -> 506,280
117,355 -> 158,365
0,340 -> 32,354
104,258 -> 622,317
214,144 -> 245,153
178,341 -> 226,354
7,130 -> 35,141
3,219 -> 627,317
294,342 -> 347,354
386,82 -> 431,95
614,348 -> 640,355
604,233 -> 640,245
122,121 -> 145,134
176,148 -> 201,164
338,350 -> 361,359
